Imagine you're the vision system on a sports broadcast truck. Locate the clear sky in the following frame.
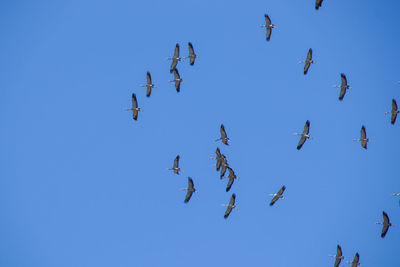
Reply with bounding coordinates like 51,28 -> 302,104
1,1 -> 399,266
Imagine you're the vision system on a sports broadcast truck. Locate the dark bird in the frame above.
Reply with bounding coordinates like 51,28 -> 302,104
376,211 -> 392,238
352,125 -> 369,149
124,93 -> 142,120
385,99 -> 399,125
222,193 -> 237,219
139,72 -> 156,97
216,124 -> 230,145
315,0 -> 323,10
347,253 -> 360,267
168,68 -> 183,92
224,167 -> 237,192
220,155 -> 229,178
259,14 -> 276,41
294,120 -> 311,150
269,186 -> 286,206
167,43 -> 182,73
186,42 -> 198,66
181,177 -> 197,203
334,73 -> 351,101
167,155 -> 181,174
328,245 -> 345,267
299,49 -> 314,75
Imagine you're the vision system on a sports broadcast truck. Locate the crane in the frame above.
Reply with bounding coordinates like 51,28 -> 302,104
224,166 -> 237,192
181,177 -> 197,203
333,73 -> 351,101
167,155 -> 181,174
216,124 -> 230,145
139,72 -> 156,97
209,148 -> 224,171
259,14 -> 276,41
346,253 -> 361,267
328,245 -> 345,267
385,99 -> 399,125
166,43 -> 183,73
186,42 -> 198,66
299,49 -> 314,75
269,186 -> 286,206
124,93 -> 142,120
352,125 -> 369,149
294,120 -> 311,150
168,68 -> 183,92
222,193 -> 237,219
376,211 -> 392,238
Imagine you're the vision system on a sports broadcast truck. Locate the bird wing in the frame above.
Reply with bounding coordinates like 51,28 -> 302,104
146,72 -> 152,84
304,62 -> 311,75
278,185 -> 286,195
226,175 -> 234,192
266,27 -> 272,41
173,69 -> 181,92
175,80 -> 181,92
174,43 -> 179,58
392,112 -> 398,125
303,120 -> 310,135
224,205 -> 233,219
229,193 -> 236,205
216,148 -> 221,158
188,177 -> 194,190
220,163 -> 227,178
392,99 -> 398,111
306,48 -> 313,61
392,99 -> 398,124
174,155 -> 180,169
269,195 -> 279,206
132,93 -> 138,109
188,42 -> 195,65
184,178 -> 194,203
220,124 -> 227,139
264,14 -> 271,25
351,253 -> 359,267
170,59 -> 178,73
146,86 -> 152,97
339,86 -> 346,101
381,224 -> 389,238
337,245 -> 342,257
297,136 -> 307,150
173,68 -> 180,80
340,73 -> 348,88
315,0 -> 323,10
184,190 -> 193,203
361,126 -> 366,140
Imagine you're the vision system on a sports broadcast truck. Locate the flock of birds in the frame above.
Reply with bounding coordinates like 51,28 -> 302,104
124,1 -> 398,266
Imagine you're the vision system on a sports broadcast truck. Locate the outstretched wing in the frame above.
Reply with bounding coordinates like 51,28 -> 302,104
220,160 -> 228,178
173,69 -> 181,92
269,195 -> 279,206
264,14 -> 271,25
351,253 -> 359,267
392,99 -> 398,124
188,42 -> 196,65
226,176 -> 234,192
392,99 -> 398,111
146,71 -> 152,85
170,59 -> 178,73
174,43 -> 179,58
146,72 -> 152,97
297,136 -> 306,150
229,193 -> 236,206
303,120 -> 310,135
315,0 -> 323,10
266,27 -> 272,41
304,62 -> 311,75
224,194 -> 236,219
306,48 -> 313,61
304,49 -> 312,74
339,73 -> 347,101
174,155 -> 180,169
334,245 -> 342,267
339,87 -> 346,101
220,124 -> 227,139
277,185 -> 286,195
381,211 -> 390,238
361,126 -> 367,149
184,178 -> 194,203
216,148 -> 222,171
131,93 -> 138,120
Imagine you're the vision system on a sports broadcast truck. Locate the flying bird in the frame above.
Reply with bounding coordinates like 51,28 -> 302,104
124,93 -> 142,120
210,148 -> 224,171
216,124 -> 230,145
166,43 -> 183,73
315,0 -> 323,10
294,120 -> 311,150
181,177 -> 197,203
299,49 -> 314,75
167,155 -> 181,174
259,14 -> 276,41
347,253 -> 360,267
328,245 -> 345,267
139,72 -> 156,97
222,193 -> 237,219
352,125 -> 369,149
186,42 -> 198,66
334,73 -> 351,101
220,155 -> 229,178
269,186 -> 286,206
376,211 -> 392,238
168,68 -> 183,92
224,167 -> 237,192
385,99 -> 399,125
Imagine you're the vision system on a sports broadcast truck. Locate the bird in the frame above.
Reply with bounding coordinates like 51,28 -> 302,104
124,93 -> 142,120
269,186 -> 286,206
299,48 -> 314,75
224,167 -> 237,192
220,155 -> 229,178
222,193 -> 237,219
315,0 -> 323,10
294,120 -> 311,150
352,125 -> 369,149
167,155 -> 181,174
333,73 -> 351,101
181,177 -> 197,203
259,14 -> 276,41
168,68 -> 183,92
328,245 -> 345,267
216,124 -> 230,145
186,42 -> 198,66
209,148 -> 224,171
376,211 -> 392,238
166,43 -> 183,73
139,72 -> 156,97
393,193 -> 400,196
385,99 -> 399,125
346,253 -> 361,267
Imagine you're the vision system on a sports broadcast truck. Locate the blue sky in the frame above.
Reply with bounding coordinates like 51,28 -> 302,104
1,1 -> 399,266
